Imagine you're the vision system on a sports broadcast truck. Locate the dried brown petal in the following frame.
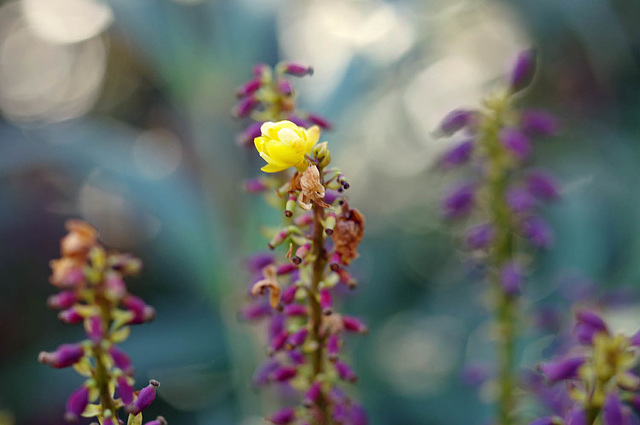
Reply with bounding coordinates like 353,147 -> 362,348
331,201 -> 365,265
250,265 -> 281,308
298,165 -> 330,209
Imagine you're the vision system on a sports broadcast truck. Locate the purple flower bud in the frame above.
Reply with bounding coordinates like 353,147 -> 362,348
284,304 -> 307,317
103,417 -> 116,425
278,79 -> 293,96
440,140 -> 474,168
565,408 -> 587,425
280,286 -> 298,305
270,330 -> 289,354
269,314 -> 285,339
47,291 -> 78,310
86,315 -> 105,344
520,216 -> 554,248
500,128 -> 532,160
58,307 -> 84,324
128,380 -> 159,415
268,407 -> 296,424
335,360 -> 357,382
329,252 -> 342,271
272,366 -> 297,382
631,329 -> 640,347
461,363 -> 492,387
286,115 -> 309,127
500,261 -> 523,295
507,187 -> 537,213
307,113 -> 332,130
324,190 -> 340,205
288,328 -> 308,347
123,295 -> 155,324
539,357 -> 585,383
64,386 -> 89,421
281,62 -> 314,77
441,183 -> 475,219
253,63 -> 269,77
233,96 -> 258,118
510,49 -> 537,93
327,334 -> 340,361
253,359 -> 280,386
304,381 -> 322,407
276,263 -> 297,275
440,109 -> 474,135
343,316 -> 368,334
525,171 -> 560,201
320,289 -> 333,315
288,349 -> 306,365
39,343 -> 84,368
237,78 -> 262,98
349,404 -> 368,425
246,253 -> 275,273
109,346 -> 134,375
117,375 -> 135,405
465,223 -> 495,250
237,122 -> 264,148
521,110 -> 559,136
603,392 -> 624,425
143,417 -> 167,425
574,310 -> 609,345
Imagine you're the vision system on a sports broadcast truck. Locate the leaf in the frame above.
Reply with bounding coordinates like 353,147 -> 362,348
82,404 -> 101,417
127,413 -> 142,425
73,358 -> 93,377
111,326 -> 131,343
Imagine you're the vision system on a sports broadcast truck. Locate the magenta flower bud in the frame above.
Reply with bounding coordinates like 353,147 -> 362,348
294,214 -> 313,227
324,190 -> 340,205
329,252 -> 342,271
521,216 -> 554,248
280,286 -> 298,305
500,128 -> 532,160
272,366 -> 297,382
237,122 -> 264,148
304,381 -> 322,407
465,223 -> 494,250
319,289 -> 333,315
123,295 -> 155,324
64,386 -> 89,421
565,408 -> 587,425
105,274 -> 126,299
38,343 -> 84,368
268,407 -> 296,424
281,62 -> 314,77
277,263 -> 297,275
109,345 -> 134,375
525,171 -> 560,201
500,261 -> 523,295
343,316 -> 368,334
269,330 -> 289,354
506,187 -> 537,213
117,375 -> 135,405
86,315 -> 105,343
337,268 -> 357,289
58,307 -> 84,324
510,48 -> 537,93
603,392 -> 624,425
521,110 -> 559,136
307,113 -> 332,130
349,404 -> 368,425
441,183 -> 475,219
539,357 -> 584,383
237,78 -> 262,98
103,417 -> 116,425
244,177 -> 268,193
440,140 -> 473,168
286,115 -> 309,128
128,380 -> 159,415
287,328 -> 308,348
253,63 -> 269,77
284,304 -> 307,317
233,96 -> 258,118
246,253 -> 275,273
253,359 -> 280,386
269,228 -> 291,250
278,79 -> 293,96
574,309 -> 609,344
335,360 -> 357,382
293,244 -> 311,265
327,333 -> 340,361
47,291 -> 78,310
288,349 -> 306,365
440,109 -> 474,135
143,417 -> 167,425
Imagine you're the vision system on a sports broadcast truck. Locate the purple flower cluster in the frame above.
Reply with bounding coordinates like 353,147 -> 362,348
233,61 -> 332,147
532,310 -> 640,425
38,220 -> 164,425
439,49 -> 561,295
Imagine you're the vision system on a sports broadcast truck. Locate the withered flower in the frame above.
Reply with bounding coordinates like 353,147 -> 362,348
331,201 -> 365,265
289,165 -> 330,210
250,265 -> 282,309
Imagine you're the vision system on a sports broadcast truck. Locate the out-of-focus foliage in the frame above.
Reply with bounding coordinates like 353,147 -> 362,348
1,0 -> 640,424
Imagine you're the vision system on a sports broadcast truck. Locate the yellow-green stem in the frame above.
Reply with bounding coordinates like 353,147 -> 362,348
94,292 -> 117,416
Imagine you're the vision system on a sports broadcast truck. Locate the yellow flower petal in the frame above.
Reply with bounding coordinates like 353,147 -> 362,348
261,162 -> 289,173
304,125 -> 320,152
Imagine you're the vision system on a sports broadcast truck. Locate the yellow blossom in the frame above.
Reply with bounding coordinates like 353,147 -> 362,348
254,120 -> 320,173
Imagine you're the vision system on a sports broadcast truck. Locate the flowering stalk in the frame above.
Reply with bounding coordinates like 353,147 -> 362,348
533,310 -> 640,425
235,64 -> 367,425
439,49 -> 560,425
39,220 -> 165,425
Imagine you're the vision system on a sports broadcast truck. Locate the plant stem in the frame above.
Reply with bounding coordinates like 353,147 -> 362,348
95,291 -> 117,416
309,165 -> 330,425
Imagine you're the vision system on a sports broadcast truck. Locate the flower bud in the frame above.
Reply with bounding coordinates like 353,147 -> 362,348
253,63 -> 269,77
294,214 -> 313,227
500,261 -> 523,295
233,96 -> 258,118
329,252 -> 342,271
237,78 -> 262,98
525,171 -> 560,201
268,407 -> 296,424
500,128 -> 532,160
238,122 -> 264,148
288,349 -> 306,365
506,187 -> 537,213
276,263 -> 297,276
39,343 -> 85,368
292,244 -> 310,265
465,223 -> 494,250
441,183 -> 475,219
439,109 -> 475,136
128,380 -> 160,415
521,110 -> 559,136
269,330 -> 289,354
343,316 -> 368,334
144,417 -> 167,425
320,289 -> 333,315
105,273 -> 126,299
278,79 -> 293,96
337,268 -> 357,289
253,360 -> 280,386
284,304 -> 307,317
603,392 -> 624,425
538,357 -> 584,383
269,228 -> 293,250
303,381 -> 322,407
117,375 -> 135,405
565,408 -> 586,425
123,295 -> 155,324
335,360 -> 357,382
308,113 -> 332,130
325,212 -> 336,235
86,315 -> 105,344
327,333 -> 340,361
47,291 -> 78,310
510,49 -> 537,93
520,216 -> 554,248
440,140 -> 473,168
272,366 -> 297,382
59,307 -> 84,324
64,386 -> 89,422
109,346 -> 135,375
284,195 -> 297,217
287,328 -> 308,348
280,62 -> 314,77
574,309 -> 609,345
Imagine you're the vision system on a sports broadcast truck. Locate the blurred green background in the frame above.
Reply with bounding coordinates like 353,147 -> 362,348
1,0 -> 640,424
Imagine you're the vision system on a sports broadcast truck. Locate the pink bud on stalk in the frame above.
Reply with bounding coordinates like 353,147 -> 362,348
320,289 -> 333,315
38,343 -> 85,368
127,380 -> 160,415
281,62 -> 314,77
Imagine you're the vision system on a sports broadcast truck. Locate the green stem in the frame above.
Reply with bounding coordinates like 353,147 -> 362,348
94,292 -> 117,416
